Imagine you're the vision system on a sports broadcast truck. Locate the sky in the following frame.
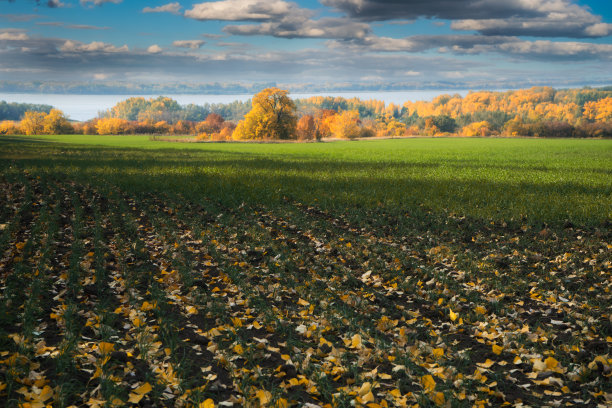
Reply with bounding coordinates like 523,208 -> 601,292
1,0 -> 611,89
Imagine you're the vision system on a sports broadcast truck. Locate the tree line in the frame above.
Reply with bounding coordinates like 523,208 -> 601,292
0,101 -> 53,121
1,86 -> 611,139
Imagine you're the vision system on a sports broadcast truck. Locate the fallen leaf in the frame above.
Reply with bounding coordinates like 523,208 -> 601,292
421,374 -> 436,394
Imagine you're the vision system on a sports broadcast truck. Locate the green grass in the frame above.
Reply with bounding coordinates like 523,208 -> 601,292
0,135 -> 610,225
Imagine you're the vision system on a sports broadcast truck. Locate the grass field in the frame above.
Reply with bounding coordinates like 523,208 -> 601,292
0,135 -> 610,407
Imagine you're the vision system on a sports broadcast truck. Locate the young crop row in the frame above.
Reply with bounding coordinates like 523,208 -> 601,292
0,174 -> 610,407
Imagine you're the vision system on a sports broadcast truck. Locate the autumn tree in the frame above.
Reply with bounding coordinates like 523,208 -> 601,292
233,88 -> 297,140
96,117 -> 130,135
461,121 -> 493,137
43,109 -> 73,134
329,110 -> 361,139
0,120 -> 21,135
296,115 -> 316,140
20,111 -> 46,135
196,113 -> 225,134
314,109 -> 337,140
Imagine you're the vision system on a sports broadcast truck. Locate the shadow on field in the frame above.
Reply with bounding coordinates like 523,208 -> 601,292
1,140 -> 609,224
0,136 -> 55,145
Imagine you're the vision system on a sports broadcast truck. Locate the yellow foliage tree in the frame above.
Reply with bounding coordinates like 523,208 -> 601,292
0,120 -> 22,135
232,88 -> 297,140
461,121 -> 493,137
329,110 -> 361,139
583,97 -> 612,122
20,111 -> 46,135
96,117 -> 130,135
43,109 -> 73,134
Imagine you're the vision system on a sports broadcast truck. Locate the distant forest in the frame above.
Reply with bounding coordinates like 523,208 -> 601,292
2,86 -> 611,139
3,80 -> 610,95
0,101 -> 53,121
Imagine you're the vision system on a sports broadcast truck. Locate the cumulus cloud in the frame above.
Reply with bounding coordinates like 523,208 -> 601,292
321,0 -> 544,21
330,33 -> 612,60
147,44 -> 163,54
452,9 -> 612,38
0,31 -> 30,41
185,0 -> 309,21
143,2 -> 182,15
60,40 -> 128,53
322,0 -> 612,38
224,17 -> 370,39
497,40 -> 612,59
80,0 -> 122,6
46,0 -> 68,8
172,40 -> 206,49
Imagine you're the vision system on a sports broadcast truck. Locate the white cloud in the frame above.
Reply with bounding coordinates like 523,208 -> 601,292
0,32 -> 30,41
143,2 -> 182,15
47,0 -> 69,8
172,40 -> 206,49
147,44 -> 163,54
224,18 -> 370,39
185,0 -> 308,21
80,0 -> 122,6
60,40 -> 128,53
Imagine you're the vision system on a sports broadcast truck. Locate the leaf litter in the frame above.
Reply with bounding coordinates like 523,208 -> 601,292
0,176 -> 610,407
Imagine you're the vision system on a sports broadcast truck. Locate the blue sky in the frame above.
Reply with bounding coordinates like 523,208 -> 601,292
1,0 -> 611,88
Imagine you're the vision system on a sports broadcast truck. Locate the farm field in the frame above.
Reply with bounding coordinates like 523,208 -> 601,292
0,135 -> 611,407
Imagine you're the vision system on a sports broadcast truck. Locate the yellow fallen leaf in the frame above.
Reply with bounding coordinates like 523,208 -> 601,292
350,334 -> 362,349
128,392 -> 144,404
297,298 -> 310,306
492,344 -> 503,355
233,344 -> 244,354
361,391 -> 375,403
38,385 -> 53,402
199,399 -> 215,408
389,389 -> 402,398
378,373 -> 392,380
432,348 -> 444,358
449,309 -> 458,322
133,382 -> 152,396
185,305 -> 198,315
421,374 -> 436,394
15,241 -> 26,250
545,356 -> 559,370
255,389 -> 271,406
477,359 -> 495,368
358,382 -> 372,397
475,305 -> 486,314
141,301 -> 155,311
432,391 -> 445,406
98,342 -> 114,355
